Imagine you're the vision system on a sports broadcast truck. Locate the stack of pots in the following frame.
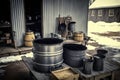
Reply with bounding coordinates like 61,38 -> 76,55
63,44 -> 87,68
32,38 -> 63,73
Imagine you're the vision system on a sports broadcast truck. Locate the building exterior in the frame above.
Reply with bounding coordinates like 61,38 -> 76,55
6,0 -> 89,46
88,0 -> 120,22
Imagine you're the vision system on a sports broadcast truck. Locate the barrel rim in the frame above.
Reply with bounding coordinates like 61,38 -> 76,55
33,38 -> 63,45
63,44 -> 87,51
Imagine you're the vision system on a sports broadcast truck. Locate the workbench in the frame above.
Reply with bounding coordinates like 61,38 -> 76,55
22,57 -> 120,80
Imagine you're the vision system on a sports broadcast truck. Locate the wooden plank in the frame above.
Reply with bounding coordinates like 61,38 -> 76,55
22,57 -> 51,80
0,65 -> 7,68
111,71 -> 115,80
19,47 -> 32,51
19,47 -> 32,54
22,57 -> 120,80
74,60 -> 120,79
0,47 -> 19,56
105,61 -> 120,70
0,47 -> 10,55
94,72 -> 112,80
89,77 -> 94,80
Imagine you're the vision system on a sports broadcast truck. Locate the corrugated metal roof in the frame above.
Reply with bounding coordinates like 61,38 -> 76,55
89,0 -> 120,9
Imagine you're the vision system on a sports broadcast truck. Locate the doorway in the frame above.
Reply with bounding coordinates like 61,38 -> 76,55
24,0 -> 43,38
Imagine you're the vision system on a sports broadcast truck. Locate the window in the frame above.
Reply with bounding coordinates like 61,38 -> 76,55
91,10 -> 95,16
109,9 -> 114,16
98,10 -> 102,16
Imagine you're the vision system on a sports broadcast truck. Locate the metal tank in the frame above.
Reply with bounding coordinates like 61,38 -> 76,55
33,38 -> 63,72
63,44 -> 87,67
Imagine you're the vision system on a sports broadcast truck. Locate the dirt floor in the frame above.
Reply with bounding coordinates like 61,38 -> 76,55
1,61 -> 32,80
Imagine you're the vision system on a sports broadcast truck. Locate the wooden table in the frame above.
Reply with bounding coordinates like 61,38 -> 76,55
22,57 -> 120,80
73,61 -> 120,80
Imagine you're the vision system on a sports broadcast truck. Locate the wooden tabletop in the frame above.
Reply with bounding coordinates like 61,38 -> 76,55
22,57 -> 120,80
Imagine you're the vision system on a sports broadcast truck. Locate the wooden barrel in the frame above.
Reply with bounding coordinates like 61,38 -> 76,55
73,32 -> 84,42
24,32 -> 35,47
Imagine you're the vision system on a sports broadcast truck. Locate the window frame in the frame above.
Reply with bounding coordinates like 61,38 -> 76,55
91,10 -> 95,16
98,10 -> 102,16
108,9 -> 114,17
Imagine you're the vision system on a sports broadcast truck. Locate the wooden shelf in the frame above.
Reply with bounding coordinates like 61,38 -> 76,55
0,24 -> 11,28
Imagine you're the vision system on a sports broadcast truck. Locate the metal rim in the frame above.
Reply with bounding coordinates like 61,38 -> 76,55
33,49 -> 63,54
34,52 -> 63,56
33,60 -> 63,66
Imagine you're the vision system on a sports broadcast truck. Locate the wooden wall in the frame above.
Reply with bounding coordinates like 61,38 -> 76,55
88,7 -> 120,22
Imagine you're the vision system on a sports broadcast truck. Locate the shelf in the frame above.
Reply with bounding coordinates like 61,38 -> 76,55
0,24 -> 11,28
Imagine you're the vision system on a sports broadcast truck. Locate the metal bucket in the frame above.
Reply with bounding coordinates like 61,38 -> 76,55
33,50 -> 63,64
93,55 -> 105,71
63,44 -> 87,67
82,58 -> 93,74
33,38 -> 63,73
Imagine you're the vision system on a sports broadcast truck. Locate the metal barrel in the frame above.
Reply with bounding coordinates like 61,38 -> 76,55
63,44 -> 87,67
33,38 -> 63,73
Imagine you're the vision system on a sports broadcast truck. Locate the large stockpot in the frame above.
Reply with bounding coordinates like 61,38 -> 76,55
33,38 -> 63,52
33,60 -> 63,73
63,44 -> 87,67
33,38 -> 63,73
33,50 -> 63,64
